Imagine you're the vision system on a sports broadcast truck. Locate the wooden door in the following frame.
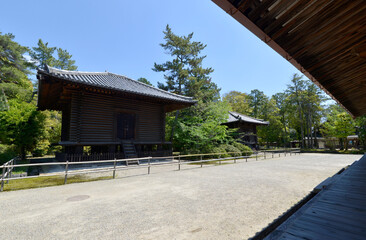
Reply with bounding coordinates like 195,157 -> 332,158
117,113 -> 135,140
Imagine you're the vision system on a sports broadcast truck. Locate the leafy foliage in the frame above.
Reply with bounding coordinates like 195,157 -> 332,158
31,39 -> 77,70
321,105 -> 355,150
0,34 -> 77,161
137,77 -> 153,86
223,91 -> 251,115
0,100 -> 46,160
155,26 -> 235,154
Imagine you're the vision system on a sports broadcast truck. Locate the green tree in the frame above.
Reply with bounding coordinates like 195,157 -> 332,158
256,97 -> 283,147
0,99 -> 46,160
54,48 -> 77,70
0,32 -> 34,105
321,104 -> 355,150
154,25 -> 220,144
31,39 -> 77,71
355,115 -> 366,149
223,91 -> 251,115
286,74 -> 307,147
30,39 -> 56,68
272,92 -> 290,146
137,77 -> 153,86
154,26 -> 233,153
153,25 -> 219,101
248,89 -> 267,118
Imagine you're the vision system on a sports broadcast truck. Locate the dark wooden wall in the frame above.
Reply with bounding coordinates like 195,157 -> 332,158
65,90 -> 165,143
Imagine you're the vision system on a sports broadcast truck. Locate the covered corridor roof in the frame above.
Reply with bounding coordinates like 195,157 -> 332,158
213,0 -> 366,117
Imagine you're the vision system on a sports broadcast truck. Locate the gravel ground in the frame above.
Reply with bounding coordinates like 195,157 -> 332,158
0,153 -> 361,240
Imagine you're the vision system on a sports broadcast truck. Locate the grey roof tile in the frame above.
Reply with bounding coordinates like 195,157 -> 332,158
225,111 -> 269,125
38,66 -> 196,104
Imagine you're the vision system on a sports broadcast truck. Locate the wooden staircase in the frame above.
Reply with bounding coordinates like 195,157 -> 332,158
122,141 -> 139,165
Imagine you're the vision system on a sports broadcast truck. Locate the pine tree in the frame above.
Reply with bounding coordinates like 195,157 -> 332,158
154,25 -> 225,150
153,25 -> 218,100
31,39 -> 77,71
137,77 -> 153,86
30,39 -> 57,68
54,48 -> 77,70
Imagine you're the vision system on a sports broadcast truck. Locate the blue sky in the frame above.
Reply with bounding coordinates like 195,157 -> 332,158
1,0 -> 304,97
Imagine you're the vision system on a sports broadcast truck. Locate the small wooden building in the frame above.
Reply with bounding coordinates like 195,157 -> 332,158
222,111 -> 269,149
37,66 -> 196,160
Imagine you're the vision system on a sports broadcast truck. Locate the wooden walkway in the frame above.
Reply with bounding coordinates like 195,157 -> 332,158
264,155 -> 366,240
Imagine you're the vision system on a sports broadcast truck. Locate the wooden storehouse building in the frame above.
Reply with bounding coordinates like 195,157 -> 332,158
222,111 -> 268,149
37,66 -> 196,161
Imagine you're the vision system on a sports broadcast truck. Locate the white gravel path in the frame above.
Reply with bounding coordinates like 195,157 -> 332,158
0,153 -> 361,240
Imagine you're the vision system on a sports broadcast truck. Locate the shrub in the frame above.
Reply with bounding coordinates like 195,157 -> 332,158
232,142 -> 253,156
224,144 -> 241,157
210,145 -> 230,158
0,144 -> 17,165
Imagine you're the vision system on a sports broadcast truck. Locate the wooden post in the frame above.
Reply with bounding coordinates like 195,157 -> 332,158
178,156 -> 181,171
219,154 -> 221,165
113,158 -> 117,179
256,151 -> 258,161
200,155 -> 203,168
264,151 -> 266,159
64,161 -> 69,185
285,149 -> 287,156
148,157 -> 151,174
9,159 -> 13,182
272,151 -> 274,158
6,162 -> 10,184
1,165 -> 5,192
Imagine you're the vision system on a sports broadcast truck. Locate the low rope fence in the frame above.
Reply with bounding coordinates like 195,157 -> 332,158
0,148 -> 300,192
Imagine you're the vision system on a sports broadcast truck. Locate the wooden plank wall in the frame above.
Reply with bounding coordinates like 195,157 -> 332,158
68,90 -> 164,143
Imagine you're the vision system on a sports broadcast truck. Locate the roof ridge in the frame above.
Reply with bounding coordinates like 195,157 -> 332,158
229,111 -> 267,122
40,65 -> 196,104
107,72 -> 194,100
47,66 -> 108,75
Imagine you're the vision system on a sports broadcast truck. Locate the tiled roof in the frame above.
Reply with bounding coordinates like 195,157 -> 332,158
38,66 -> 196,104
225,111 -> 269,125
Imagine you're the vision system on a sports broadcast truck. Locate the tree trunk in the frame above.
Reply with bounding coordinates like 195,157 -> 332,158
300,111 -> 305,148
314,125 -> 318,149
20,146 -> 26,161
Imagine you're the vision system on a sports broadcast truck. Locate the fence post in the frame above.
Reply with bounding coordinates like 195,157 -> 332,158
64,161 -> 69,185
285,148 -> 287,157
272,151 -> 274,158
219,154 -> 221,165
6,162 -> 10,184
148,157 -> 151,174
256,151 -> 258,161
8,159 -> 13,183
264,151 -> 266,159
1,165 -> 5,192
113,158 -> 117,179
178,156 -> 181,171
200,155 -> 203,168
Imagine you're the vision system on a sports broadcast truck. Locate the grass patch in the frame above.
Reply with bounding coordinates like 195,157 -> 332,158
2,174 -> 112,192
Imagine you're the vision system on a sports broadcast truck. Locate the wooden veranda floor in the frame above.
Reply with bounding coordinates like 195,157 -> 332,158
264,154 -> 366,240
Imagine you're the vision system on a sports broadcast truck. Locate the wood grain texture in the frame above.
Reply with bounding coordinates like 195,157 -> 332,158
213,0 -> 366,117
263,154 -> 366,239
